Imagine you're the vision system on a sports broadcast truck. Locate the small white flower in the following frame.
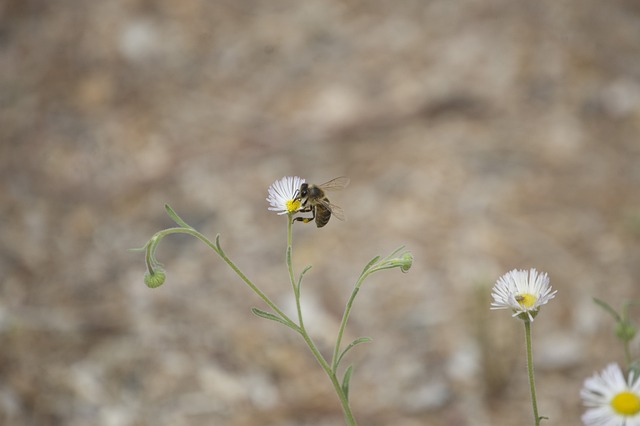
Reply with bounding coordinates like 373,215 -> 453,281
266,176 -> 305,215
581,363 -> 640,425
490,268 -> 557,321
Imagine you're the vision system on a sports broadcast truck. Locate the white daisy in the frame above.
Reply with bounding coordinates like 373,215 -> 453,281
581,363 -> 640,426
266,176 -> 305,215
490,268 -> 557,321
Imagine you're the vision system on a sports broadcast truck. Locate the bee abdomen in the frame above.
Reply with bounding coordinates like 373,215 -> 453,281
315,204 -> 331,228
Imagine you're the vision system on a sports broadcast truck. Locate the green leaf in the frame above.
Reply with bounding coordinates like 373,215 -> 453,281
593,298 -> 622,321
250,308 -> 300,333
214,234 -> 223,254
341,365 -> 354,401
164,204 -> 192,229
360,256 -> 381,276
336,337 -> 372,369
296,265 -> 313,292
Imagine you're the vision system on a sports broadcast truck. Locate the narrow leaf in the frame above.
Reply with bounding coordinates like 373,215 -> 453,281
215,234 -> 223,253
388,245 -> 406,259
360,256 -> 381,277
251,308 -> 300,333
341,365 -> 354,401
165,204 -> 192,229
336,336 -> 372,369
593,298 -> 622,321
297,265 -> 313,292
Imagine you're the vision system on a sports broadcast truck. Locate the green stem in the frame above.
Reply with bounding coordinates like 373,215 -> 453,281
286,217 -> 304,328
285,215 -> 357,426
332,272 -> 368,372
524,320 -> 541,426
300,330 -> 358,426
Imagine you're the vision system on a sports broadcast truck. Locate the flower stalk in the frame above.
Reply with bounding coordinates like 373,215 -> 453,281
490,268 -> 556,425
524,319 -> 542,426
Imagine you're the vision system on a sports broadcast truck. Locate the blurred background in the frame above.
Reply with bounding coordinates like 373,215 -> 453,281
2,0 -> 640,425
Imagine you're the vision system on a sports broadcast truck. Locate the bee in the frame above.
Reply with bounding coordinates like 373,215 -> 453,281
293,176 -> 350,228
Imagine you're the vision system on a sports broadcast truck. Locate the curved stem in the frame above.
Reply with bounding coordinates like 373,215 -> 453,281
145,240 -> 156,275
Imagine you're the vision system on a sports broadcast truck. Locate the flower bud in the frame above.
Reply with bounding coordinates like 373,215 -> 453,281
144,269 -> 166,288
615,321 -> 637,342
398,252 -> 413,273
371,249 -> 413,274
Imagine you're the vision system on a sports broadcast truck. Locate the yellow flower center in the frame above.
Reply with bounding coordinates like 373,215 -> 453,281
515,293 -> 537,308
286,199 -> 301,213
611,391 -> 640,416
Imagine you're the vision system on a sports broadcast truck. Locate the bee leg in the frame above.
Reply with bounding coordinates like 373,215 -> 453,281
293,216 -> 314,224
293,206 -> 315,224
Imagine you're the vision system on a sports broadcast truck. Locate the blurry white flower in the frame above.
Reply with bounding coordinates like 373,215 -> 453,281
267,176 -> 305,215
581,363 -> 640,425
490,268 -> 557,321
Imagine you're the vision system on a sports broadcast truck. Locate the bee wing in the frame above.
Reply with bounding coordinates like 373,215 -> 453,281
329,203 -> 346,221
318,176 -> 350,192
318,199 -> 346,221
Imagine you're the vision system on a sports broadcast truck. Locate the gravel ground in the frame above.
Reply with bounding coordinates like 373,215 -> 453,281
2,1 -> 640,425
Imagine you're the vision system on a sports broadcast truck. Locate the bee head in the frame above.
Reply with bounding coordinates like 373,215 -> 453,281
297,183 -> 309,199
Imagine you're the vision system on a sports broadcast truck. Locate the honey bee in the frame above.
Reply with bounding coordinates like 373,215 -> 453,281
293,176 -> 350,228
